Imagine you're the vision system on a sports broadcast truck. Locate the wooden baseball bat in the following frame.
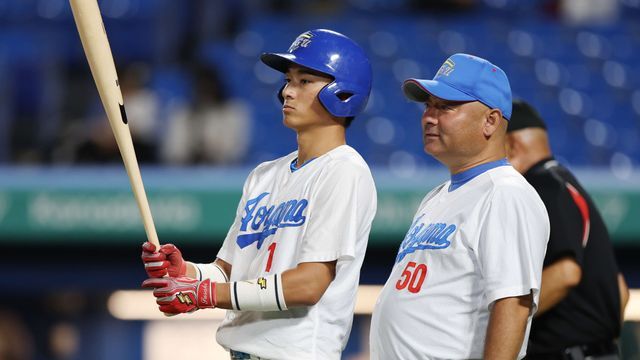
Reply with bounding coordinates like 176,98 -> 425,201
70,0 -> 160,247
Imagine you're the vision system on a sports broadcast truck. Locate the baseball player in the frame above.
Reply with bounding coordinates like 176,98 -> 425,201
370,54 -> 550,359
140,29 -> 377,360
506,100 -> 629,360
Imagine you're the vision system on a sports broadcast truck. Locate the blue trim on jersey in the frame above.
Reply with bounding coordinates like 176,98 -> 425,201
449,158 -> 510,192
290,157 -> 317,173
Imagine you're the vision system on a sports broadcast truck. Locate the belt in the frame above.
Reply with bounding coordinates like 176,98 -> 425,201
526,340 -> 619,360
229,350 -> 266,360
564,340 -> 619,360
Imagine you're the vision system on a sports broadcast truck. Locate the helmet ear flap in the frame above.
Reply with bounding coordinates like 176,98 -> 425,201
337,91 -> 354,101
318,81 -> 370,118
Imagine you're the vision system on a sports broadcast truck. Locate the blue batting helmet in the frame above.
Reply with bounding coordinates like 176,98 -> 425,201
260,29 -> 372,118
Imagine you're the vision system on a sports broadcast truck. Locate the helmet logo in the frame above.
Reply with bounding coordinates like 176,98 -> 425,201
436,59 -> 455,77
288,32 -> 314,53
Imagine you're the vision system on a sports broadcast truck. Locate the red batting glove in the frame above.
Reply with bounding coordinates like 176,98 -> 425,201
141,277 -> 216,314
141,242 -> 187,278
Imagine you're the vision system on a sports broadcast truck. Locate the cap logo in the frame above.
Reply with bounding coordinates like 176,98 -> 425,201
436,59 -> 455,77
288,32 -> 314,52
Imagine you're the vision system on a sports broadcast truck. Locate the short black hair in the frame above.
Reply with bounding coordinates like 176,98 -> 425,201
507,99 -> 547,133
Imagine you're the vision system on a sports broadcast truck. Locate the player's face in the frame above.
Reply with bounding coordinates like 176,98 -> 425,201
281,65 -> 334,130
421,96 -> 488,164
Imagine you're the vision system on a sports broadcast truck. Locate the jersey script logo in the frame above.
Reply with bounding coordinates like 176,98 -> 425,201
396,214 -> 456,263
236,192 -> 309,250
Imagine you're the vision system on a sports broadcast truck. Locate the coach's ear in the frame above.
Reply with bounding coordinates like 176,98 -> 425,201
483,108 -> 503,138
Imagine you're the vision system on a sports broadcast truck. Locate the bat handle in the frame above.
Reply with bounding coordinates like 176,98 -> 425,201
121,140 -> 160,248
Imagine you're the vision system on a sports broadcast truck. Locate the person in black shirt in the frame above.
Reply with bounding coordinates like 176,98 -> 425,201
506,99 -> 630,360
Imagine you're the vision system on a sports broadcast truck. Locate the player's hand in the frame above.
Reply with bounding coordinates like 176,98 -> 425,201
141,277 -> 216,314
141,242 -> 187,278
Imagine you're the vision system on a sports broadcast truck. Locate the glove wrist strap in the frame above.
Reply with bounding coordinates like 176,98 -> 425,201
196,279 -> 216,309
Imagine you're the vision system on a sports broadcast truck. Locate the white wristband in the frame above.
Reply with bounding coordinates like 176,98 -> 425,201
193,262 -> 229,283
230,274 -> 287,311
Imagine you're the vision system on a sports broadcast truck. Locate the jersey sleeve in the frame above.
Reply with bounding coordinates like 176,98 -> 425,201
297,162 -> 376,264
476,187 -> 549,310
216,169 -> 255,265
539,183 -> 585,266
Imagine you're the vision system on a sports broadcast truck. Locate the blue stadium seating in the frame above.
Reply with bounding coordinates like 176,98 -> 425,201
1,1 -> 638,168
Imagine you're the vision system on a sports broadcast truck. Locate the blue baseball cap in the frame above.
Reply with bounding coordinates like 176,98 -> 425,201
402,53 -> 513,120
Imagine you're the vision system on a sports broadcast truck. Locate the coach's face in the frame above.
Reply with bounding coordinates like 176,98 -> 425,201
421,96 -> 489,165
281,65 -> 334,130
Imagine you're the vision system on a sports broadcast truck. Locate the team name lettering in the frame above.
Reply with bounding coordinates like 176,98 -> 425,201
396,214 -> 456,262
236,192 -> 308,249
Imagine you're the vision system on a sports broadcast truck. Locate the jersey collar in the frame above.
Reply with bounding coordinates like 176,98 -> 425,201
449,158 -> 510,192
290,157 -> 317,173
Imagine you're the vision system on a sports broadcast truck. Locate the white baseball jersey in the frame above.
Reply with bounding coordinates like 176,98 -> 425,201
370,162 -> 549,360
215,145 -> 377,360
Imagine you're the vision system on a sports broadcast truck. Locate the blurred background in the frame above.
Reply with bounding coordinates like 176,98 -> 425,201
1,0 -> 640,358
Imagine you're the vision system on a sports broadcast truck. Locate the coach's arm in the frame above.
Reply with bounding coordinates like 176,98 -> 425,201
484,293 -> 533,360
535,256 -> 582,316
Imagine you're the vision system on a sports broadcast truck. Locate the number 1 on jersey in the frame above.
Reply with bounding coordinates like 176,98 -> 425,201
395,261 -> 427,293
265,242 -> 277,272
